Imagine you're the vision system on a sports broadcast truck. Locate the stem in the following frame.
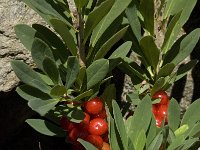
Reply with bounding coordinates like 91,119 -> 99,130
77,11 -> 86,67
66,0 -> 86,67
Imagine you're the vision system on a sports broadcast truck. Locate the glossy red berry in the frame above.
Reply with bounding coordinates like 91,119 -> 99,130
60,116 -> 75,131
85,135 -> 103,149
155,116 -> 163,127
102,142 -> 110,150
101,132 -> 109,143
68,127 -> 79,141
152,91 -> 169,105
85,97 -> 104,115
157,104 -> 168,122
152,104 -> 158,116
80,112 -> 90,127
88,118 -> 108,136
92,109 -> 107,119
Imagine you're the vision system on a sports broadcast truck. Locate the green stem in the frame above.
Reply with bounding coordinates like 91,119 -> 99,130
77,11 -> 86,67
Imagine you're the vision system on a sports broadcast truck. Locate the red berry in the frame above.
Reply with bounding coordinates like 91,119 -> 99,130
157,104 -> 168,122
152,91 -> 169,105
102,142 -> 110,150
155,116 -> 163,127
85,97 -> 104,115
68,127 -> 79,141
92,109 -> 107,119
88,118 -> 108,136
101,132 -> 109,143
152,104 -> 158,116
60,116 -> 75,131
85,135 -> 103,149
80,112 -> 90,127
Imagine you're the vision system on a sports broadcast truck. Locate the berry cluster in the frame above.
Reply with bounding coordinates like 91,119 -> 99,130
152,91 -> 170,127
60,97 -> 110,150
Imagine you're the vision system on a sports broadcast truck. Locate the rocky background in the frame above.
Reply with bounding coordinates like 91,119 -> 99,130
0,0 -> 200,149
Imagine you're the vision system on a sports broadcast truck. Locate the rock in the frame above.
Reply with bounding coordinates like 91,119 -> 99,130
0,0 -> 45,92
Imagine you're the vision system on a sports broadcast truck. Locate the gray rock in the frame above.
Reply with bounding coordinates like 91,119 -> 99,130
0,0 -> 44,92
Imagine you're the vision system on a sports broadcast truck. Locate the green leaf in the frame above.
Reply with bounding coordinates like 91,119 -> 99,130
91,0 -> 132,47
148,131 -> 163,150
129,95 -> 152,148
109,41 -> 132,59
113,101 -> 128,150
84,0 -> 115,43
174,124 -> 189,137
73,89 -> 93,101
140,36 -> 160,70
109,116 -> 121,150
162,0 -> 197,53
181,98 -> 200,127
127,92 -> 141,105
94,26 -> 129,60
31,38 -> 55,71
135,130 -> 146,150
74,0 -> 89,11
50,85 -> 66,97
86,59 -> 109,89
151,77 -> 165,96
43,57 -> 60,85
28,99 -> 59,116
76,66 -> 86,90
32,24 -> 69,63
140,0 -> 154,35
11,60 -> 49,91
67,107 -> 85,123
157,63 -> 175,80
171,28 -> 200,65
50,18 -> 77,56
181,138 -> 199,150
118,60 -> 145,85
14,24 -> 37,51
163,0 -> 180,19
125,2 -> 141,40
16,84 -> 51,101
146,117 -> 157,147
65,56 -> 80,89
78,139 -> 98,150
21,0 -> 72,27
168,98 -> 181,131
167,135 -> 185,150
37,72 -> 54,86
175,60 -> 198,82
188,122 -> 200,138
162,12 -> 182,53
26,119 -> 65,137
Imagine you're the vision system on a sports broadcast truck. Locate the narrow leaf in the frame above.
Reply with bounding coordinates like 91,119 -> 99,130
181,98 -> 200,127
43,57 -> 60,85
50,85 -> 66,97
109,41 -> 132,59
148,131 -> 163,150
16,84 -> 51,101
157,63 -> 175,79
26,119 -> 65,137
125,2 -> 141,40
78,139 -> 98,150
91,0 -> 132,46
168,98 -> 181,131
84,0 -> 115,43
140,36 -> 160,70
31,38 -> 55,71
94,26 -> 129,60
113,101 -> 128,150
65,56 -> 80,89
140,0 -> 154,35
50,19 -> 77,56
86,59 -> 109,89
28,99 -> 59,116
